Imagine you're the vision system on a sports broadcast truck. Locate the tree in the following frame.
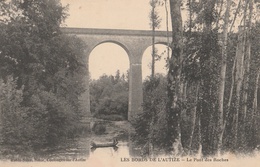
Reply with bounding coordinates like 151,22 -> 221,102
90,73 -> 129,121
217,0 -> 231,154
240,0 -> 253,149
149,0 -> 162,78
0,77 -> 28,147
250,22 -> 260,149
0,0 -> 87,155
164,0 -> 170,59
132,0 -> 260,157
165,0 -> 184,154
132,74 -> 168,156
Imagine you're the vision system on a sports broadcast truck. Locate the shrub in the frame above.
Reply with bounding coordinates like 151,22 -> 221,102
90,73 -> 128,120
0,77 -> 28,147
0,76 -> 86,153
92,122 -> 106,135
132,74 -> 169,154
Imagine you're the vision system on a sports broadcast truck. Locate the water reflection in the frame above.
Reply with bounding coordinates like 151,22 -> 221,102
88,142 -> 131,159
86,120 -> 144,163
91,146 -> 118,152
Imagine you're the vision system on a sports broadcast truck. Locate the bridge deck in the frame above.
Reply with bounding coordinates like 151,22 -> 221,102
61,27 -> 172,37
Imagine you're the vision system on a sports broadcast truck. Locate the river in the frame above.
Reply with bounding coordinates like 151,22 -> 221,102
0,120 -> 142,161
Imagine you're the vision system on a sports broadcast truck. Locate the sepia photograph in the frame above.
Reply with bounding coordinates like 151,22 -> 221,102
0,0 -> 259,167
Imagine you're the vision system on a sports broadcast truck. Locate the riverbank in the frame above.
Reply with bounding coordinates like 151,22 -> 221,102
90,120 -> 134,143
0,120 -> 134,161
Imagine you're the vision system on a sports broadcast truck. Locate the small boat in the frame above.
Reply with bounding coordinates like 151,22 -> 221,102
91,139 -> 118,148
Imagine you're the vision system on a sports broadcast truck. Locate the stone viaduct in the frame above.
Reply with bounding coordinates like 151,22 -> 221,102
62,27 -> 172,120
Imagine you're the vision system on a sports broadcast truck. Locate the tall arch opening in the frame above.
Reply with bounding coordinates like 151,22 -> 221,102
142,44 -> 172,80
88,42 -> 130,120
141,44 -> 172,115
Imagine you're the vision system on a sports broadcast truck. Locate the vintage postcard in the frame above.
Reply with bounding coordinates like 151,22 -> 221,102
0,0 -> 259,167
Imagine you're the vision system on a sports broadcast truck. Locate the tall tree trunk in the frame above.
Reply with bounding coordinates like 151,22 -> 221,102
188,0 -> 193,34
233,26 -> 246,150
227,0 -> 243,110
217,0 -> 231,155
164,0 -> 170,59
252,69 -> 260,148
180,81 -> 188,154
150,0 -> 161,78
225,1 -> 244,151
229,0 -> 242,33
166,0 -> 183,153
189,82 -> 200,155
253,69 -> 260,119
233,0 -> 249,149
215,0 -> 224,29
240,0 -> 253,148
227,56 -> 236,112
200,0 -> 217,156
152,4 -> 156,78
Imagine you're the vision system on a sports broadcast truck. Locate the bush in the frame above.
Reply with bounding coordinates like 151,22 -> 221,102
90,73 -> 128,120
0,76 -> 86,153
92,122 -> 106,135
0,77 -> 28,147
132,74 -> 169,154
0,0 -> 88,158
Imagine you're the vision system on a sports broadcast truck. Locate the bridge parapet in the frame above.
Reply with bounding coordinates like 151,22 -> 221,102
61,27 -> 172,38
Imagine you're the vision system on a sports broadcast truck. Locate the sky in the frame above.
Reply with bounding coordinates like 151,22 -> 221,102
88,43 -> 171,80
60,0 -> 171,30
60,0 -> 173,80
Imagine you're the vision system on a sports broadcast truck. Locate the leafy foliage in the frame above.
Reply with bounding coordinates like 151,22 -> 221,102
0,77 -> 28,147
90,71 -> 128,120
134,0 -> 260,157
132,74 -> 169,155
0,0 -> 87,157
92,122 -> 107,135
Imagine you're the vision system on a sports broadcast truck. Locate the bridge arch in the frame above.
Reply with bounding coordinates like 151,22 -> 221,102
89,42 -> 130,119
142,44 -> 172,80
89,42 -> 130,79
89,40 -> 131,60
62,27 -> 172,120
